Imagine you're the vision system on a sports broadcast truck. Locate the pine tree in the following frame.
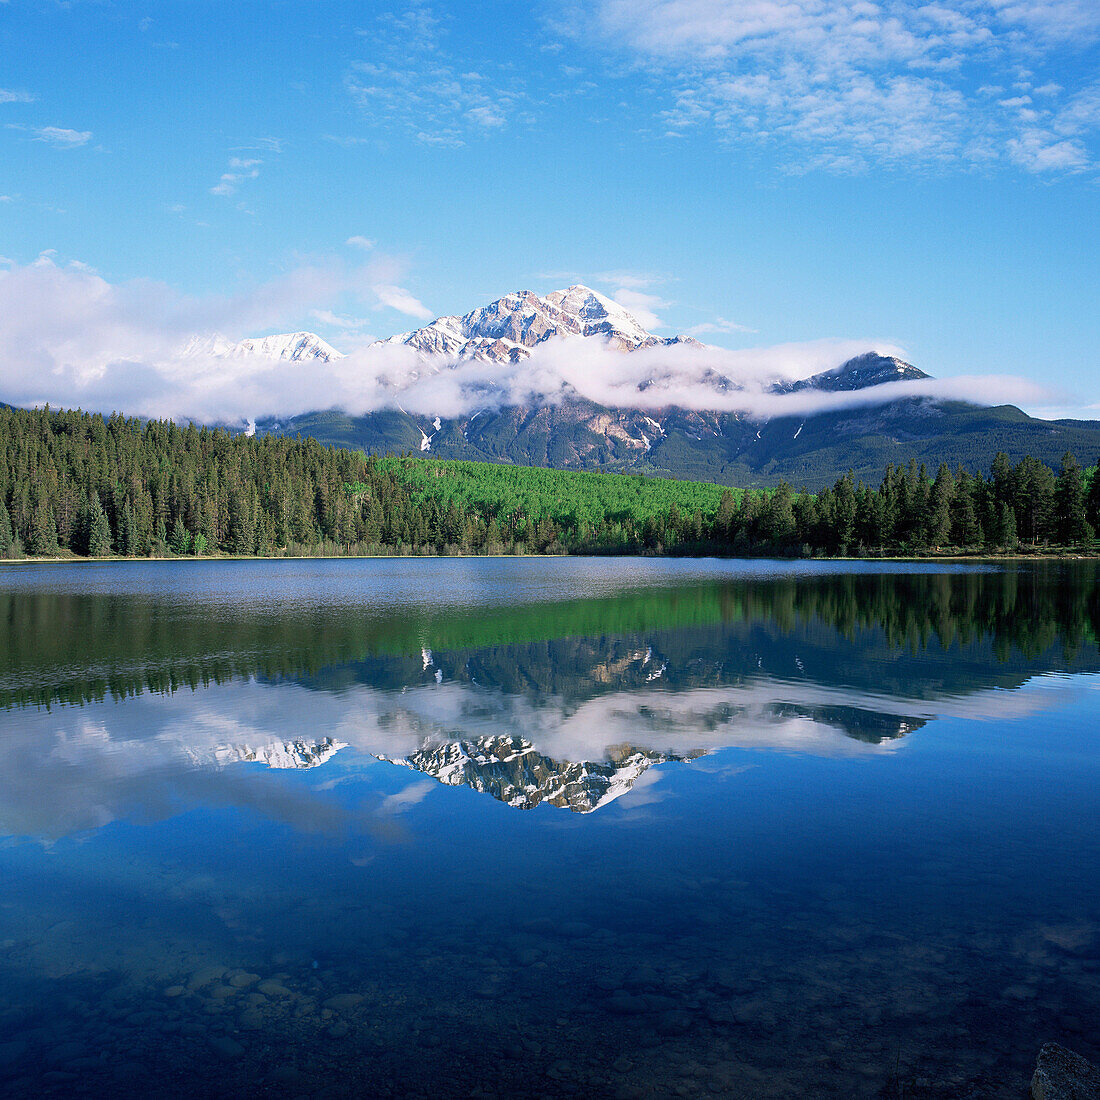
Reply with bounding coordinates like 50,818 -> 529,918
169,516 -> 191,555
229,490 -> 255,555
833,472 -> 857,551
926,464 -> 954,547
997,502 -> 1018,550
120,502 -> 137,557
1088,459 -> 1100,535
26,492 -> 54,556
762,482 -> 797,545
0,499 -> 12,557
1055,452 -> 1090,545
87,498 -> 113,557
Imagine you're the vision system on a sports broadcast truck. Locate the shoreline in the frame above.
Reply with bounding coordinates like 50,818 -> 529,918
2,550 -> 1099,566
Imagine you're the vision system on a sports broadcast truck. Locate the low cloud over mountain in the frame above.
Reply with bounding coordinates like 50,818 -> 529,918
0,258 -> 1052,427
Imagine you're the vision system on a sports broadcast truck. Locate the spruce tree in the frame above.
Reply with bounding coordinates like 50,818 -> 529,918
1088,460 -> 1100,536
26,492 -> 54,556
1055,452 -> 1090,545
87,499 -> 113,557
120,502 -> 137,557
0,499 -> 12,557
169,516 -> 191,555
926,464 -> 954,547
997,502 -> 1018,550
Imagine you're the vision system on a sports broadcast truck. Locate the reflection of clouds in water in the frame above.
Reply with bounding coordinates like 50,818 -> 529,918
0,671 -> 1091,841
0,692 -> 388,842
381,779 -> 436,814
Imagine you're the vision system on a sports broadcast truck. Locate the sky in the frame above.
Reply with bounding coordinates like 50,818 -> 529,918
1,0 -> 1098,421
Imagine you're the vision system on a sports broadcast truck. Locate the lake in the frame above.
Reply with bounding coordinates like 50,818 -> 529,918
0,557 -> 1097,1098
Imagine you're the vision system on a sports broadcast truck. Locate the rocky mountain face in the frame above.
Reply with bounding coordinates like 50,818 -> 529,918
377,285 -> 701,362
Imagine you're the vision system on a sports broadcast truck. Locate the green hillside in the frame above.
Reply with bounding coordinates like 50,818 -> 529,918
376,455 -> 740,532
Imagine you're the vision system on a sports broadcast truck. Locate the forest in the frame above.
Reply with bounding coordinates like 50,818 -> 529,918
0,404 -> 1097,560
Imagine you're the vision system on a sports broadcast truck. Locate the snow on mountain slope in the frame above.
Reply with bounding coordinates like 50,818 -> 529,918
184,331 -> 344,363
378,284 -> 701,362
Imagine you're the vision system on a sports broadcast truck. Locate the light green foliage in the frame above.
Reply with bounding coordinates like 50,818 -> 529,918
378,456 -> 741,533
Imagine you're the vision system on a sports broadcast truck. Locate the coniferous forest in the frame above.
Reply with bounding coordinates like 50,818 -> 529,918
0,404 -> 1098,560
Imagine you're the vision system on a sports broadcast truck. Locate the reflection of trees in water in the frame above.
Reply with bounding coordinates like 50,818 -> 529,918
1,563 -> 1097,710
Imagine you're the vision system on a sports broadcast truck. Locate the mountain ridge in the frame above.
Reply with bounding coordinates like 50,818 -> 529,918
181,287 -> 1100,488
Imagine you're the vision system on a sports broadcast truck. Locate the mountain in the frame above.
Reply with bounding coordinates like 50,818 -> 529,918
267,389 -> 1100,490
780,352 -> 929,392
378,284 -> 701,362
184,331 -> 344,363
189,287 -> 1100,489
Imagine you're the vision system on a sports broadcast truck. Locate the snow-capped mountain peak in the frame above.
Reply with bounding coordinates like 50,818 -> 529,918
183,331 -> 345,363
378,284 -> 699,363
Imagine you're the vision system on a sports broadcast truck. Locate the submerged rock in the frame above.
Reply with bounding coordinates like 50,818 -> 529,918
1031,1043 -> 1100,1100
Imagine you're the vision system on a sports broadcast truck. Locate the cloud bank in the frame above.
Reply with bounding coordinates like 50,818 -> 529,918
0,257 -> 1053,426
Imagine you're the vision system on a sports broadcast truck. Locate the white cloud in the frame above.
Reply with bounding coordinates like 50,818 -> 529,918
687,318 -> 758,337
0,257 -> 1060,428
211,156 -> 262,196
31,126 -> 91,147
1006,129 -> 1090,171
372,283 -> 433,319
346,235 -> 376,250
572,0 -> 1100,173
310,308 -> 374,332
0,88 -> 35,104
345,7 -> 525,143
609,288 -> 669,330
465,104 -> 506,128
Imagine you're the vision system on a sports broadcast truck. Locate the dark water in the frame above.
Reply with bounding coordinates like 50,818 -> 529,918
0,558 -> 1097,1099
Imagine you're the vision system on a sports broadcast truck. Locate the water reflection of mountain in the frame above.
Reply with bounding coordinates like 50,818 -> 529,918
1,563 -> 1098,828
381,735 -> 703,813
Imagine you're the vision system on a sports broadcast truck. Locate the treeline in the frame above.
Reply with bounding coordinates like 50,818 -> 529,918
0,405 -> 1097,559
725,453 -> 1100,556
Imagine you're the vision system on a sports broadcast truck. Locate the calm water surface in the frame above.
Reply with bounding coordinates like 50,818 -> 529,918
0,558 -> 1097,1098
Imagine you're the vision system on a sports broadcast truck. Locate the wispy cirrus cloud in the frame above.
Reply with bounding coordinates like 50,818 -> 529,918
210,156 -> 262,197
0,88 -> 35,104
687,317 -> 758,338
21,125 -> 92,147
344,4 -> 527,146
566,0 -> 1100,174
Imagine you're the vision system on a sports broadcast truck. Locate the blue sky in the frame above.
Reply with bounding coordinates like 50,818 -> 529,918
1,0 -> 1098,419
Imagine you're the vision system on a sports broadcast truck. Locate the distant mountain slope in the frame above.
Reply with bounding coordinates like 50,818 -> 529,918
181,286 -> 1100,489
263,395 -> 1100,489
